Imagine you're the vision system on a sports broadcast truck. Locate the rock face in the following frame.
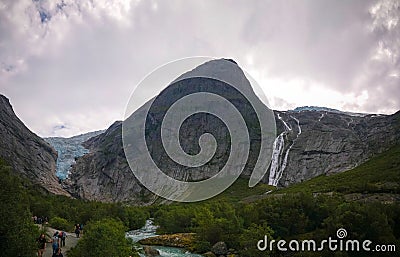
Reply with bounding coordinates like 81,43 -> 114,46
0,95 -> 69,196
267,109 -> 400,187
65,121 -> 154,204
66,59 -> 400,203
67,59 -> 274,203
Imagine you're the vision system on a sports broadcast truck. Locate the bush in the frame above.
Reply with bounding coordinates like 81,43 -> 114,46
193,240 -> 211,253
239,223 -> 274,257
124,207 -> 148,230
154,205 -> 197,234
50,216 -> 72,231
0,160 -> 39,257
193,202 -> 242,248
68,218 -> 137,257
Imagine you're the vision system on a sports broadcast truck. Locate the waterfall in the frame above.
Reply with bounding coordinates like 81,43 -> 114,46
268,132 -> 285,185
268,114 -> 301,187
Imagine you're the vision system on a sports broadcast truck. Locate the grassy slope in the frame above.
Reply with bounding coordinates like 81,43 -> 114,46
158,144 -> 400,205
273,144 -> 400,195
265,112 -> 400,197
210,177 -> 275,202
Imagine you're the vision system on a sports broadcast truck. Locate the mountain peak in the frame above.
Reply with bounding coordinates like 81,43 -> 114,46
0,94 -> 14,114
171,58 -> 255,97
292,106 -> 370,117
292,106 -> 341,113
223,58 -> 238,64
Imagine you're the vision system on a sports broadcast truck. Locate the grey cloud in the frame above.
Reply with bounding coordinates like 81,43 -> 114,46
0,0 -> 399,137
242,1 -> 375,87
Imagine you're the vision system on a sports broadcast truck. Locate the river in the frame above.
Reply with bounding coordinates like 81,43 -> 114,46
126,220 -> 202,257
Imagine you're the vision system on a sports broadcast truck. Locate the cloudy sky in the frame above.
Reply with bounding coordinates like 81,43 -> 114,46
1,0 -> 399,137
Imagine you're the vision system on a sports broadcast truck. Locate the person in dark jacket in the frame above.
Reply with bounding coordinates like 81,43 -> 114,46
36,233 -> 47,257
60,231 -> 67,247
75,224 -> 81,238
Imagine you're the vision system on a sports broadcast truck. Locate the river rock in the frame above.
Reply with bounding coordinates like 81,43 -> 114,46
211,241 -> 228,255
138,233 -> 196,248
143,246 -> 160,257
203,252 -> 217,257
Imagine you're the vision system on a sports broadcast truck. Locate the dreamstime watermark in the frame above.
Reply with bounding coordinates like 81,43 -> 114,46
122,57 -> 276,202
257,228 -> 396,253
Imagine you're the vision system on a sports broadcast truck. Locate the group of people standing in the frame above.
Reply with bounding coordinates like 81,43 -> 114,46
52,231 -> 67,255
35,218 -> 84,257
33,215 -> 49,225
36,230 -> 67,257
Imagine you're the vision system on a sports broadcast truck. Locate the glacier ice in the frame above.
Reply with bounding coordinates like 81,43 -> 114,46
45,130 -> 104,180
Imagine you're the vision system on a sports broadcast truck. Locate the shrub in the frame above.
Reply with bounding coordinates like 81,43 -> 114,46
0,160 -> 39,257
50,216 -> 72,231
68,218 -> 137,257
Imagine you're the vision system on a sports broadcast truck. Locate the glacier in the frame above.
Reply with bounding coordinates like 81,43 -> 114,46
45,130 -> 104,180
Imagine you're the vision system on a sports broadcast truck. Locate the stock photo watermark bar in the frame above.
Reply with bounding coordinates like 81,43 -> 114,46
257,228 -> 396,253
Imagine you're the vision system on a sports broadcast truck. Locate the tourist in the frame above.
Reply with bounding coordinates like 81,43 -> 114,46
60,230 -> 67,247
52,247 -> 64,257
75,224 -> 80,238
36,234 -> 46,257
52,231 -> 60,254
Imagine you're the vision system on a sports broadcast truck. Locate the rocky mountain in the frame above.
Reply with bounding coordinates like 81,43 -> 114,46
65,59 -> 400,203
0,95 -> 70,196
2,58 -> 398,204
292,106 -> 368,117
267,109 -> 400,187
64,121 -> 155,204
66,59 -> 276,203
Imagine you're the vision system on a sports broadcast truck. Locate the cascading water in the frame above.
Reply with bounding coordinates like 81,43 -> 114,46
268,114 -> 301,187
278,113 -> 292,131
126,220 -> 202,257
126,219 -> 158,242
268,132 -> 285,185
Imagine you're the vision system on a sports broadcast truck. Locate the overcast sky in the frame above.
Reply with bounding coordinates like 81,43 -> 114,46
1,0 -> 399,137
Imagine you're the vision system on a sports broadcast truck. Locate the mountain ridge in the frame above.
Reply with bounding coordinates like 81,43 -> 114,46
1,89 -> 399,203
63,60 -> 400,203
1,59 -> 399,203
0,95 -> 70,196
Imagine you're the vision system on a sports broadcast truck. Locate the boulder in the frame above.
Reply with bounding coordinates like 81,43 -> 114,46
143,246 -> 160,257
211,241 -> 228,255
203,252 -> 217,257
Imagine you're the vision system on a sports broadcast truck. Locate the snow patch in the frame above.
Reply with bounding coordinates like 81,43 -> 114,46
318,113 -> 325,121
